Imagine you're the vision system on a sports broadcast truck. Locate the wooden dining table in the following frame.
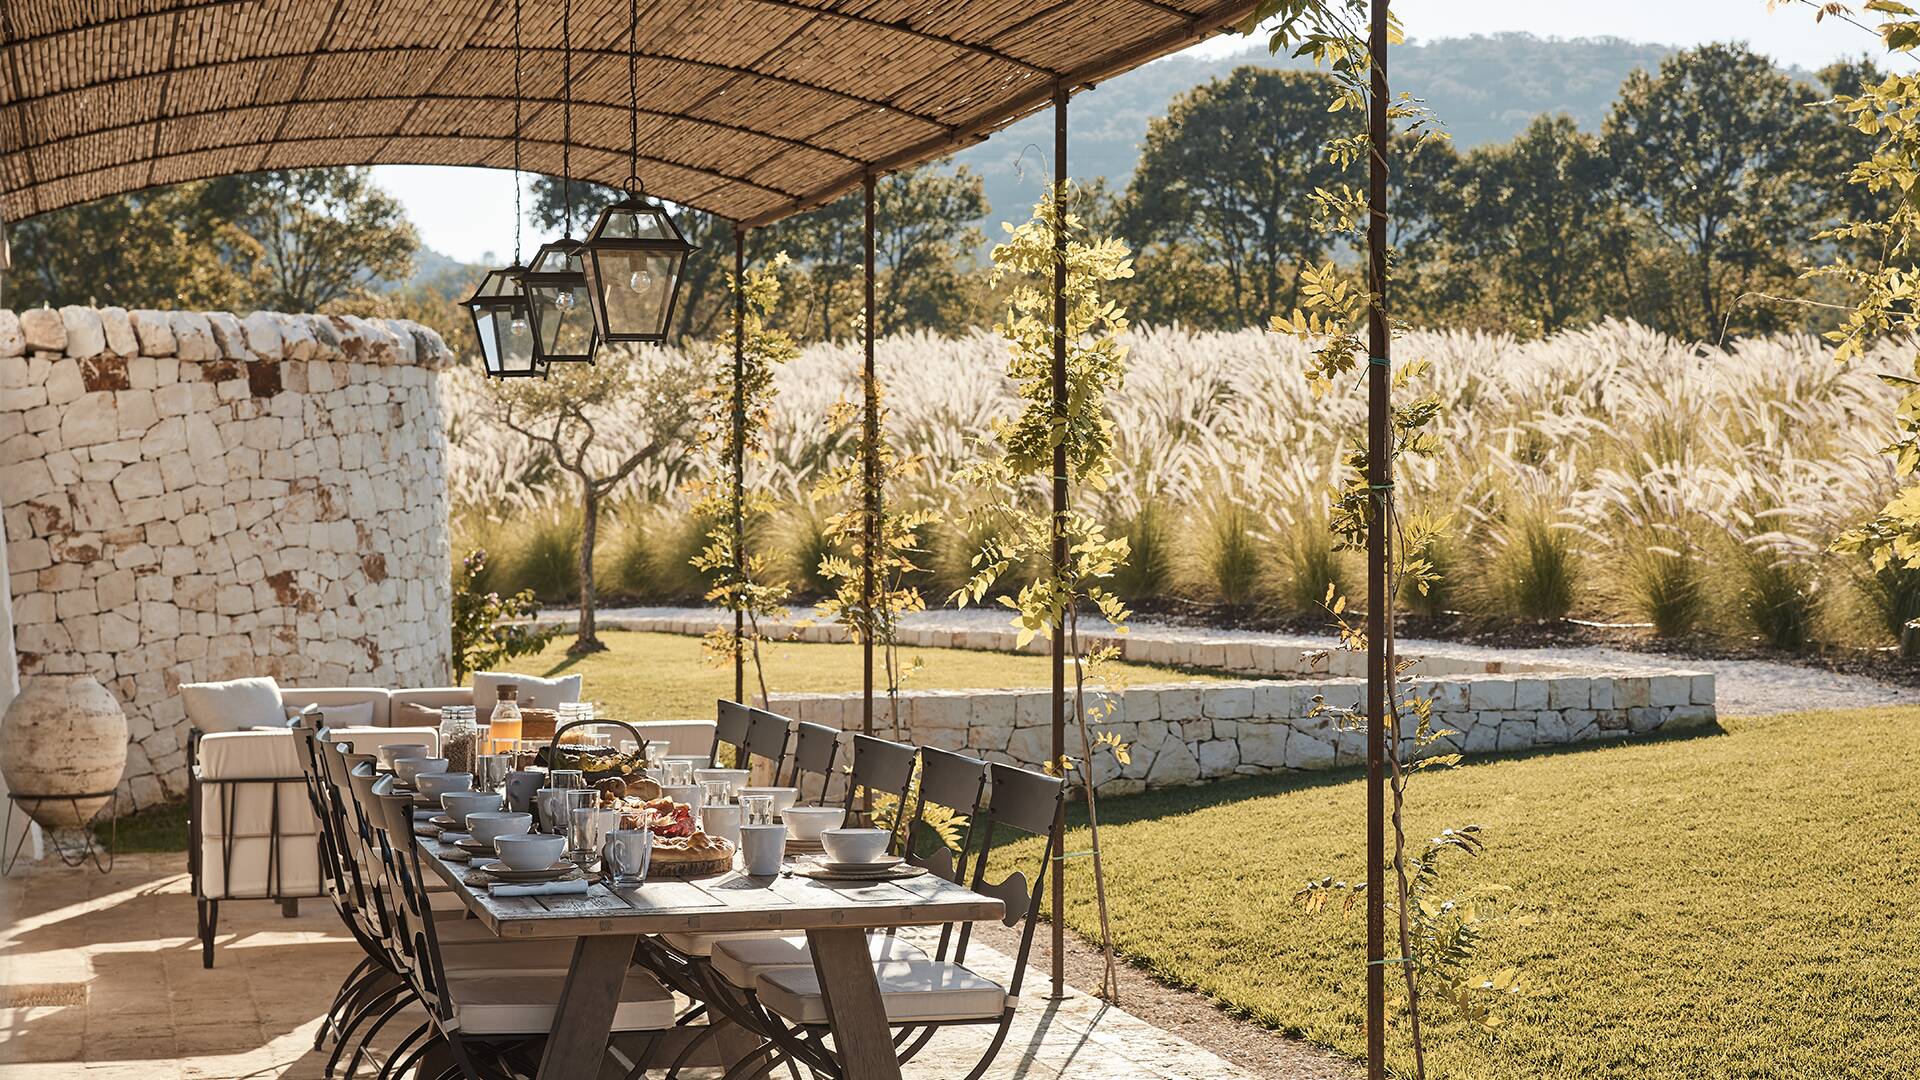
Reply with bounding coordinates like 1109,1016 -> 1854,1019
417,832 -> 1005,1080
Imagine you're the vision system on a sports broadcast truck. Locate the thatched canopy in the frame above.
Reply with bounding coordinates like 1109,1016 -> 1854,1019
0,0 -> 1257,226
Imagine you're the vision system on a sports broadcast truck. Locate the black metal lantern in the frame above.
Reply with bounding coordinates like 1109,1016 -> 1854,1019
520,238 -> 599,364
463,265 -> 543,378
583,187 -> 697,344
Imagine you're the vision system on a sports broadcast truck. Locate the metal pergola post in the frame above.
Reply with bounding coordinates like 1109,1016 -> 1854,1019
1365,2 -> 1392,1077
732,225 -> 747,706
862,172 -> 878,740
1049,79 -> 1069,1001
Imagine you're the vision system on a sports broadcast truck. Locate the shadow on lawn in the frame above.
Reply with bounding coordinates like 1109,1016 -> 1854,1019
1076,716 -> 1730,831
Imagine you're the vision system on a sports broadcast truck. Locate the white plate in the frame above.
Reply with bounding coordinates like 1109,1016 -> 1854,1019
822,855 -> 904,873
474,860 -> 579,882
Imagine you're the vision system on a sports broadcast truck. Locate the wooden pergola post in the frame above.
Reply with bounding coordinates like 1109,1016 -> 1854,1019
1049,78 -> 1069,1001
1365,1 -> 1391,1077
862,172 -> 878,740
732,225 -> 747,706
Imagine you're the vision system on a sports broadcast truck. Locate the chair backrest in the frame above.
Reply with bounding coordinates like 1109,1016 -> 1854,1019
905,746 -> 989,882
741,707 -> 792,775
352,782 -> 457,1023
782,721 -> 840,802
840,734 -> 917,841
957,763 -> 1065,998
713,699 -> 752,766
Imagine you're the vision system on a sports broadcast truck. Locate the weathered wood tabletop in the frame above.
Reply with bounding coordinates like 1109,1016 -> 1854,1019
417,831 -> 1004,1080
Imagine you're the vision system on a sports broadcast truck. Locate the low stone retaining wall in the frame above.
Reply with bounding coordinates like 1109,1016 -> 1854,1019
764,671 -> 1715,793
565,611 -> 1718,791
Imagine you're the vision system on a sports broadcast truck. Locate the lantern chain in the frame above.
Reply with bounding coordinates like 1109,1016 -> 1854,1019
561,0 -> 573,236
511,0 -> 522,263
628,0 -> 639,190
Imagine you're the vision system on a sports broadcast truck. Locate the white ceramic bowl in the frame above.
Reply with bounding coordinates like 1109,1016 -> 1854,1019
393,756 -> 447,786
781,806 -> 845,841
694,768 -> 751,796
466,811 -> 533,847
440,790 -> 503,829
413,771 -> 473,799
819,827 -> 890,865
738,786 -> 799,816
375,743 -> 430,769
493,832 -> 566,871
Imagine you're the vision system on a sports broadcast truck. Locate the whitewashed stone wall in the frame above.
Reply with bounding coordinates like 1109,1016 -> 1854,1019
0,306 -> 454,809
769,670 -> 1717,794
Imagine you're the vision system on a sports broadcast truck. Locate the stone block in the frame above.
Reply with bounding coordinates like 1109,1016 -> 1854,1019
1286,730 -> 1336,769
129,310 -> 177,356
1690,673 -> 1715,705
1196,738 -> 1239,776
1547,677 -> 1590,710
1239,722 -> 1289,768
0,310 -> 21,357
1120,687 -> 1159,723
171,312 -> 216,360
1203,685 -> 1254,719
1590,679 -> 1615,710
1469,679 -> 1516,710
1462,718 -> 1500,753
1627,707 -> 1665,733
207,312 -> 253,359
1513,678 -> 1549,710
1252,682 -> 1295,718
1159,687 -> 1203,722
1649,674 -> 1690,708
99,306 -> 138,355
1145,738 -> 1201,786
1665,705 -> 1716,731
21,308 -> 65,352
242,311 -> 285,359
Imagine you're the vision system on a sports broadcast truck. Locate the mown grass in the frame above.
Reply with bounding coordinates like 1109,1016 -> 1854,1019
1011,707 -> 1920,1079
534,630 -> 1233,719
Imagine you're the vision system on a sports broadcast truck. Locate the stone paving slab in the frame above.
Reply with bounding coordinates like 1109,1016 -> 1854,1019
0,854 -> 1260,1079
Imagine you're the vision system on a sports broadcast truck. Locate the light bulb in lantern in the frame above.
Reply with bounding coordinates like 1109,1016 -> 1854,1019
555,291 -> 575,309
510,314 -> 528,333
628,268 -> 654,292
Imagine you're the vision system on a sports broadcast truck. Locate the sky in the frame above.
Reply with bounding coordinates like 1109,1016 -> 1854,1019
378,0 -> 1882,265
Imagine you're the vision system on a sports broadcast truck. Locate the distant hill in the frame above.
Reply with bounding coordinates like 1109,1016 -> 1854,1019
954,32 -> 1685,232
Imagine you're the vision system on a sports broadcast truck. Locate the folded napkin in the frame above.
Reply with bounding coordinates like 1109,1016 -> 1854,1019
490,878 -> 591,897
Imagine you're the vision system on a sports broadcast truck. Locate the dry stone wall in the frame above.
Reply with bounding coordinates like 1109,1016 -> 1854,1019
0,306 -> 454,809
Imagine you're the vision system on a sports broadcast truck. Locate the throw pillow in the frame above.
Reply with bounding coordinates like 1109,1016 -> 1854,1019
472,672 -> 583,713
182,677 -> 285,734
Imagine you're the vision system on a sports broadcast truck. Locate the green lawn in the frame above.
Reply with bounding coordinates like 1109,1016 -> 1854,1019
1021,707 -> 1920,1079
529,629 -> 1233,719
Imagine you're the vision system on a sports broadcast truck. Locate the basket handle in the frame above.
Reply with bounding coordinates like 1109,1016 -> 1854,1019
551,716 -> 647,751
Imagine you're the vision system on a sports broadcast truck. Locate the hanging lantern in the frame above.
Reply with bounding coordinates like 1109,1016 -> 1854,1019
520,238 -> 599,364
463,265 -> 542,378
518,0 -> 597,365
583,185 -> 697,344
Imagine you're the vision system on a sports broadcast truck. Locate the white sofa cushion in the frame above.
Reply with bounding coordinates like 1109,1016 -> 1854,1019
324,725 -> 440,758
196,832 -> 323,900
183,677 -> 285,733
711,932 -> 929,989
280,688 -> 392,726
195,731 -> 316,839
472,672 -> 582,716
755,959 -> 1007,1025
447,968 -> 675,1035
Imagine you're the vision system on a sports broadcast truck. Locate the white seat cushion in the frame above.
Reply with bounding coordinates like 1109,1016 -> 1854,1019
711,933 -> 930,989
196,834 -> 323,899
659,929 -> 785,958
183,677 -> 285,733
447,967 -> 675,1035
471,672 -> 582,719
756,960 -> 1006,1026
282,687 -> 393,726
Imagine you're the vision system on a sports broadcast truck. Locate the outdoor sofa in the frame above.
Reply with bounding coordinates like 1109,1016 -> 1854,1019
182,673 -> 716,966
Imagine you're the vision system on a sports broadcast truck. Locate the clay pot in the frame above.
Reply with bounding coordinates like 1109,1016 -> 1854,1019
0,676 -> 129,830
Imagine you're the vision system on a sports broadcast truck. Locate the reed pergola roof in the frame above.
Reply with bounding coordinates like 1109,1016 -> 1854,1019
0,0 -> 1259,227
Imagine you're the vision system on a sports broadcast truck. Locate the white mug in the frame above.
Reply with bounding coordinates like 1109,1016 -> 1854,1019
701,803 -> 742,848
739,823 -> 786,877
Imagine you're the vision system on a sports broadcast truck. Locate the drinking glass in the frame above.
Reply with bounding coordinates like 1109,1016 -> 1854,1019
602,828 -> 653,887
645,740 -> 672,768
476,754 -> 512,793
535,787 -> 574,834
665,759 -> 694,787
568,806 -> 616,867
549,769 -> 587,790
741,794 -> 775,826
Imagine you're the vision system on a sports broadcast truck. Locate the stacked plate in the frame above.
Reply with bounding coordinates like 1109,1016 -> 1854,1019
791,855 -> 926,882
469,859 -> 581,884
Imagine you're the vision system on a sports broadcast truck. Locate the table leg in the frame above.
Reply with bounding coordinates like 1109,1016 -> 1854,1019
537,933 -> 641,1080
807,927 -> 901,1080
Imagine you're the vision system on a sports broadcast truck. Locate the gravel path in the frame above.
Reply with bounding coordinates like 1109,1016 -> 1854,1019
587,605 -> 1918,717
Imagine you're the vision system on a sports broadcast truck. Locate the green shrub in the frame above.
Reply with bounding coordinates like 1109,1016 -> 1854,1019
1271,513 -> 1351,616
1476,511 -> 1580,622
1111,497 -> 1174,604
501,503 -> 583,604
643,506 -> 716,603
1735,544 -> 1816,650
1855,556 -> 1920,643
1619,535 -> 1708,638
1397,514 -> 1457,617
772,498 -> 841,600
1190,500 -> 1262,608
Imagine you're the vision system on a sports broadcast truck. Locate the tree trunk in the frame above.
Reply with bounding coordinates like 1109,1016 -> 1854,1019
571,483 -> 606,655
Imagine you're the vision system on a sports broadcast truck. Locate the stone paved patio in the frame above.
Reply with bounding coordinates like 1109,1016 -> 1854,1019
0,855 -> 1260,1079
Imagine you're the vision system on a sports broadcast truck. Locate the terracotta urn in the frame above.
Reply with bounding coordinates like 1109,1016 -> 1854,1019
0,675 -> 129,831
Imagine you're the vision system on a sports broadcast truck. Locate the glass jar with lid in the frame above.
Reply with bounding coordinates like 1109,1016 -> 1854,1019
488,684 -> 523,755
438,704 -> 477,774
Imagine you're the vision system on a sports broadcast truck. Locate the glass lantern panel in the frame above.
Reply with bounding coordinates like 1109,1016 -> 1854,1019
531,244 -> 586,274
529,283 -> 596,358
471,304 -> 502,372
596,250 -> 677,338
489,305 -> 537,374
601,206 -> 675,241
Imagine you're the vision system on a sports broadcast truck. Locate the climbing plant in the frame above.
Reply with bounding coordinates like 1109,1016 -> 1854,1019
951,181 -> 1135,1000
691,254 -> 798,708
